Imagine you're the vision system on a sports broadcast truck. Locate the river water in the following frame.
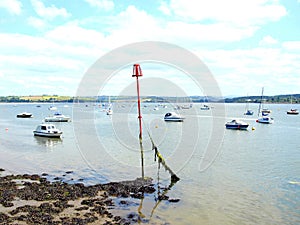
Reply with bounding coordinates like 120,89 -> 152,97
0,102 -> 299,224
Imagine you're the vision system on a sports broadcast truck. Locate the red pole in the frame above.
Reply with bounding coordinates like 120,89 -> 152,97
132,64 -> 143,140
132,64 -> 144,178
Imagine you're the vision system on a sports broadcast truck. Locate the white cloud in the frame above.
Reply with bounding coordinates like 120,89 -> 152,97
165,21 -> 257,42
0,0 -> 22,15
168,0 -> 286,26
27,16 -> 46,29
259,35 -> 278,46
31,0 -> 71,20
105,5 -> 258,49
159,1 -> 171,15
200,47 -> 300,96
45,22 -> 105,48
84,0 -> 114,11
282,41 -> 300,50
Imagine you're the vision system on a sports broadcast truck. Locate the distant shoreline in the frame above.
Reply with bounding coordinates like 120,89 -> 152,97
0,94 -> 299,104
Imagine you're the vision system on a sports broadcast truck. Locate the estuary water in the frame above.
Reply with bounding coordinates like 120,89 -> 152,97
0,102 -> 299,224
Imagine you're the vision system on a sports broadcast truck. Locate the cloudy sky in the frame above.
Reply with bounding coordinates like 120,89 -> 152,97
0,0 -> 299,97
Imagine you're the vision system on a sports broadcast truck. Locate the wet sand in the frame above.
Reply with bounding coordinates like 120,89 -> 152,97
0,168 -> 156,224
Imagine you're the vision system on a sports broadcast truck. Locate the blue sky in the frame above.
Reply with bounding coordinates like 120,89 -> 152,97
0,0 -> 300,97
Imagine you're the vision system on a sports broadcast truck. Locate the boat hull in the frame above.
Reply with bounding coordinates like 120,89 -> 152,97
256,117 -> 274,124
164,118 -> 184,122
33,131 -> 62,138
287,110 -> 299,115
225,124 -> 249,130
44,117 -> 70,122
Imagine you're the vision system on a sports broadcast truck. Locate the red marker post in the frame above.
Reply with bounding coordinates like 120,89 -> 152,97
132,64 -> 144,178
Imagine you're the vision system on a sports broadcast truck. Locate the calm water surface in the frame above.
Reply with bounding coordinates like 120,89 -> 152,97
0,102 -> 299,224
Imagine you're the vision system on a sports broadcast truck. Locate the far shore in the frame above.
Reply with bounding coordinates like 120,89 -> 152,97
1,94 -> 299,104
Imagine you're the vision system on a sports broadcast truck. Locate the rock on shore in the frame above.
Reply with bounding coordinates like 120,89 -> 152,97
0,170 -> 155,225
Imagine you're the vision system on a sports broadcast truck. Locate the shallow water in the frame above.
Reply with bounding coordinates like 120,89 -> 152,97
0,102 -> 299,224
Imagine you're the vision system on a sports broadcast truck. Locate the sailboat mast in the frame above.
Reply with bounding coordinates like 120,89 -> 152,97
258,87 -> 264,116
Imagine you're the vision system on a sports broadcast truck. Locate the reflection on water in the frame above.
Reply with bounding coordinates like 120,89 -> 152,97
34,136 -> 63,147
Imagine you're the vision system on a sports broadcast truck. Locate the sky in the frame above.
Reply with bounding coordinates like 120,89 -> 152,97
0,0 -> 300,97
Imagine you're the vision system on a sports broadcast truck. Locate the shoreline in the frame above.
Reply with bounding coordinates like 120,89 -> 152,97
0,168 -> 156,225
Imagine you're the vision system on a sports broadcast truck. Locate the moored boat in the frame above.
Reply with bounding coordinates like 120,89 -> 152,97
287,95 -> 299,115
33,123 -> 62,138
244,109 -> 254,115
200,105 -> 210,110
17,112 -> 32,118
256,87 -> 274,124
48,106 -> 58,111
44,112 -> 71,122
262,108 -> 272,114
164,112 -> 185,122
256,116 -> 274,124
287,109 -> 299,115
106,108 -> 113,115
225,119 -> 249,130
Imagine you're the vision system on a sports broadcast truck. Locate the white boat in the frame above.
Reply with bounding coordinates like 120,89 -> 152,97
106,108 -> 113,115
17,112 -> 32,118
200,105 -> 210,110
48,106 -> 58,111
256,87 -> 274,124
287,109 -> 299,115
287,95 -> 299,115
44,112 -> 71,122
33,123 -> 62,138
256,116 -> 274,124
164,112 -> 185,122
225,119 -> 249,130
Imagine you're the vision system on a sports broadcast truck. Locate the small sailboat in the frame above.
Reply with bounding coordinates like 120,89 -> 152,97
106,107 -> 113,115
48,99 -> 58,111
287,95 -> 299,115
200,104 -> 210,110
244,98 -> 253,115
106,96 -> 113,115
256,87 -> 274,124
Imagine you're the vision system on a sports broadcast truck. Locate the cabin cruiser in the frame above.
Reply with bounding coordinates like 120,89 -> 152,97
164,112 -> 185,122
44,112 -> 71,122
33,123 -> 62,138
225,119 -> 249,130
